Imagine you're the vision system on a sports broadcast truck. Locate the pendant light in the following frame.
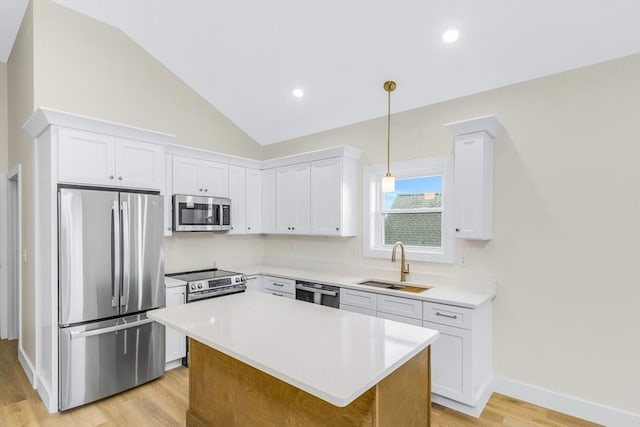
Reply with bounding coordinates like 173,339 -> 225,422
381,80 -> 396,193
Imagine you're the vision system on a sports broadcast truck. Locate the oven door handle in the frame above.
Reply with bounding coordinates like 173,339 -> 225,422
295,284 -> 338,297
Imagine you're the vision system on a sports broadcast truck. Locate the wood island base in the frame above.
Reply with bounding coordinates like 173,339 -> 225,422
186,339 -> 431,427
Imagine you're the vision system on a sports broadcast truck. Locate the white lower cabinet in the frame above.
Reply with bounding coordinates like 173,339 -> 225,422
262,275 -> 295,299
423,300 -> 493,415
423,320 -> 473,404
245,275 -> 262,292
338,287 -> 493,416
377,311 -> 422,326
165,285 -> 186,370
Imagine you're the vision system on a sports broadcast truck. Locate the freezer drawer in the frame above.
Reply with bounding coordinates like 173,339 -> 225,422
59,314 -> 165,411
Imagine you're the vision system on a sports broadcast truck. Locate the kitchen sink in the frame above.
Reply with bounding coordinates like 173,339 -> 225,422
357,280 -> 431,293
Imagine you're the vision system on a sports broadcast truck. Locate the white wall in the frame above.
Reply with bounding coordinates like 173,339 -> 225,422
262,54 -> 640,415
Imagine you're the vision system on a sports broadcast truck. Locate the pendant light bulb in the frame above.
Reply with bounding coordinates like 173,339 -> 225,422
382,80 -> 396,193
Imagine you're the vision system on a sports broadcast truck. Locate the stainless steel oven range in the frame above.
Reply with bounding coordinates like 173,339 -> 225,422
167,268 -> 247,303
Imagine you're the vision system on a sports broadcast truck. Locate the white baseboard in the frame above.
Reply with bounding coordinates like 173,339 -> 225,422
35,378 -> 55,413
493,377 -> 640,427
432,381 -> 493,418
18,345 -> 35,387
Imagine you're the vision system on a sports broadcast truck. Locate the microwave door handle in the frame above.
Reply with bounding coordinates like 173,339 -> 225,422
121,200 -> 130,310
111,200 -> 120,308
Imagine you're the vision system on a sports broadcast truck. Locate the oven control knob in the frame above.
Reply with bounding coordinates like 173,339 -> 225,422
198,283 -> 203,289
239,275 -> 247,283
190,284 -> 196,290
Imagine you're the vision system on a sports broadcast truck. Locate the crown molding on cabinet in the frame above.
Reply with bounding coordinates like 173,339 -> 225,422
261,145 -> 362,169
164,143 -> 261,169
443,114 -> 503,138
23,107 -> 175,145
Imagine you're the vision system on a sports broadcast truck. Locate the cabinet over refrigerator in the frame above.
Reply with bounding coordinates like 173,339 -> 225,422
58,187 -> 166,411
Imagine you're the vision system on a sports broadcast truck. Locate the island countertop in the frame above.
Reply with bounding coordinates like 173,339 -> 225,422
148,292 -> 439,407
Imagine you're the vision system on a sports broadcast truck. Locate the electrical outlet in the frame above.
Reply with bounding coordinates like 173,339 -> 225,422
459,255 -> 466,266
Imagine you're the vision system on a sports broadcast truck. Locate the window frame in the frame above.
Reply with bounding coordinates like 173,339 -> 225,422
362,155 -> 454,263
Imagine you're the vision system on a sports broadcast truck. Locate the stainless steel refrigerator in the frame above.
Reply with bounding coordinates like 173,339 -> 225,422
58,187 -> 166,411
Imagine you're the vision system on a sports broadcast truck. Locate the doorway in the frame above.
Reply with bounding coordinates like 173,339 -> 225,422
1,165 -> 21,340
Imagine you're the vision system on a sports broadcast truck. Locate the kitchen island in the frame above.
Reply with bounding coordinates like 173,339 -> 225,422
148,291 -> 439,427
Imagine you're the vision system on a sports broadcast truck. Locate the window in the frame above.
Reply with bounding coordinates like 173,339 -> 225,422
363,156 -> 454,263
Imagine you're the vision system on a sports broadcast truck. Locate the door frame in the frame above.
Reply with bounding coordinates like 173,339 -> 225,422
1,165 -> 22,341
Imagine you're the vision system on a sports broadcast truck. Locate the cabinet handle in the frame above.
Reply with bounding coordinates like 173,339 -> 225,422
336,227 -> 339,231
435,312 -> 458,319
109,175 -> 115,180
167,227 -> 171,231
455,228 -> 460,232
118,176 -> 123,180
272,292 -> 284,297
272,283 -> 285,287
204,188 -> 208,192
292,227 -> 295,231
199,188 -> 203,192
247,227 -> 251,230
287,227 -> 291,230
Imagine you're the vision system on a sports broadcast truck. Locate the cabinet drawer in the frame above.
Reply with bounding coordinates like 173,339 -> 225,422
423,301 -> 472,330
340,288 -> 377,311
340,304 -> 376,317
262,276 -> 295,294
377,294 -> 422,320
377,311 -> 422,327
265,290 -> 294,299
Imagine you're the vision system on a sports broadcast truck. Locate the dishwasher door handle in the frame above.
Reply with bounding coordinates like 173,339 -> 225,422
295,284 -> 338,297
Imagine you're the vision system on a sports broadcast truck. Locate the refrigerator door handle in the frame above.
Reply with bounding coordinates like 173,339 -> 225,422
112,200 -> 120,308
121,200 -> 130,309
69,318 -> 154,339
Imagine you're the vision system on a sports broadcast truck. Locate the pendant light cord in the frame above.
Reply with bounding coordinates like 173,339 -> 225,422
387,87 -> 391,175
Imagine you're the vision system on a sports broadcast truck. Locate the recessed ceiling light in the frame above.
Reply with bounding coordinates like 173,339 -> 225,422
292,88 -> 304,98
442,29 -> 459,44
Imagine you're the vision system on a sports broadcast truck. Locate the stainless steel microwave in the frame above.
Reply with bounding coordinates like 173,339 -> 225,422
172,194 -> 231,231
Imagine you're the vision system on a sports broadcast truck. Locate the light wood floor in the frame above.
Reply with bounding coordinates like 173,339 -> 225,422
0,339 -> 600,426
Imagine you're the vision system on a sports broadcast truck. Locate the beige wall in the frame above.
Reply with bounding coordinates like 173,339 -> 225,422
7,0 -> 35,362
0,61 -> 7,172
32,0 -> 260,158
263,54 -> 640,413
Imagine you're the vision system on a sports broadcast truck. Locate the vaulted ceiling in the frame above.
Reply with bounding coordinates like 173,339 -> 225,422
2,1 -> 640,145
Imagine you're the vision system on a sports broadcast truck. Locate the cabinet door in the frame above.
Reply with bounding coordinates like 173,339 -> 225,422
245,169 -> 262,234
165,286 -> 186,365
245,275 -> 262,292
275,167 -> 296,233
377,294 -> 423,320
228,165 -> 246,234
199,161 -> 229,197
378,311 -> 422,326
454,132 -> 493,240
276,164 -> 310,234
310,158 -> 342,235
261,169 -> 276,233
423,320 -> 473,405
57,128 -> 116,186
115,138 -> 163,190
172,156 -> 200,195
292,164 -> 311,233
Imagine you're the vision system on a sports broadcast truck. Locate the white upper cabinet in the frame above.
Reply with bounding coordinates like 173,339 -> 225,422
163,155 -> 173,237
228,165 -> 246,234
57,128 -> 163,190
276,163 -> 311,234
310,157 -> 357,236
173,156 -> 229,197
245,168 -> 262,234
115,138 -> 163,190
444,114 -> 502,240
261,169 -> 276,234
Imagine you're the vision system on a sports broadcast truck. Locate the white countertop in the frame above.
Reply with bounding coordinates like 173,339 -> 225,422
148,292 -> 438,407
233,264 -> 495,308
164,276 -> 186,288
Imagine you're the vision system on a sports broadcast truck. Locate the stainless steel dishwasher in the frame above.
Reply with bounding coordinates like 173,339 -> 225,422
295,281 -> 340,308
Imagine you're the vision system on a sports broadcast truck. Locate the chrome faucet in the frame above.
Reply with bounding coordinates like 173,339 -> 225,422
391,241 -> 410,282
